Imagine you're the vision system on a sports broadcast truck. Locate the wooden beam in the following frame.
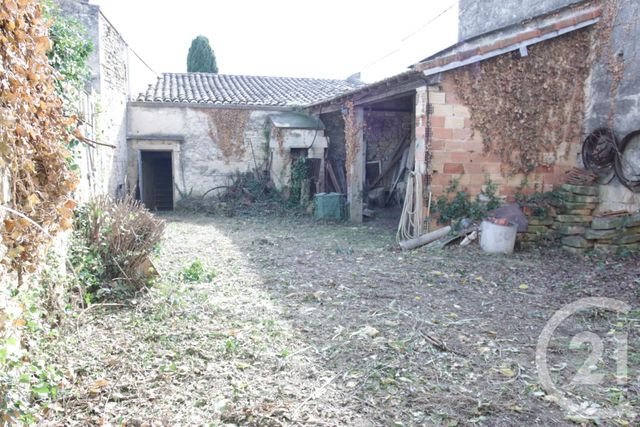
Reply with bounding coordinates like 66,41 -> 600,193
347,106 -> 365,223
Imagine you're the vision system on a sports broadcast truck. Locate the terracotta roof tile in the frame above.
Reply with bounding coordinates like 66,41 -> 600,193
137,73 -> 362,106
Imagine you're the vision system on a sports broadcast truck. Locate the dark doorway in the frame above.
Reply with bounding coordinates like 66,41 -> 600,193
139,151 -> 173,210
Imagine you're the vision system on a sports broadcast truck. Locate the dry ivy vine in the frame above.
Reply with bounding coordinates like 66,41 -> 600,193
204,109 -> 251,163
451,29 -> 592,175
342,100 -> 365,181
0,0 -> 79,274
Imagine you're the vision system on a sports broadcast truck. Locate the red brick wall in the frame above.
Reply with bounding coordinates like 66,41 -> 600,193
427,73 -> 580,201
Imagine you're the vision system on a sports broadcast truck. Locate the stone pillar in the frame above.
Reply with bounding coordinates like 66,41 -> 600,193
347,106 -> 365,223
415,86 -> 428,174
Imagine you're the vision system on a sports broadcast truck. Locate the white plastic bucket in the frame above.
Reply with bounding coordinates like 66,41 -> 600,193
480,220 -> 517,254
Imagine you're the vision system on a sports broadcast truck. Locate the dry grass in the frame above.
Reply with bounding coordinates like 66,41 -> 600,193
47,213 -> 639,426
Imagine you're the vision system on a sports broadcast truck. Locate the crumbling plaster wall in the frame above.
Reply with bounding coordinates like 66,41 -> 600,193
127,104 -> 272,200
458,0 -> 583,40
583,0 -> 640,212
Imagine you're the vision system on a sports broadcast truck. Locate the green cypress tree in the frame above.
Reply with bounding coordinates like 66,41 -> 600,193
187,35 -> 218,73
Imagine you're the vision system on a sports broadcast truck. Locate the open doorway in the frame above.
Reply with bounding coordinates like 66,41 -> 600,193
138,150 -> 174,210
362,94 -> 415,225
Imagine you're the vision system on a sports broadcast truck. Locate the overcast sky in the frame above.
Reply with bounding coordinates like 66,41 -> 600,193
90,0 -> 459,83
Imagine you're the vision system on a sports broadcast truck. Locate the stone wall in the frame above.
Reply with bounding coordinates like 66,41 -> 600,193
55,0 -> 156,200
427,74 -> 580,200
127,104 -> 276,201
458,0 -> 583,41
365,111 -> 413,188
97,12 -> 129,197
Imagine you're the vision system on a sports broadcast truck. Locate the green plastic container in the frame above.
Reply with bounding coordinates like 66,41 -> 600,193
314,193 -> 345,220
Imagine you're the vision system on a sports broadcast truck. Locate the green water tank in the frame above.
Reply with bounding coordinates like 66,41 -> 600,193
314,193 -> 345,220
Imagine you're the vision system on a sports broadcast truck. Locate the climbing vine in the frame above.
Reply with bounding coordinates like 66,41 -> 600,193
1,0 -> 80,273
451,29 -> 592,175
204,109 -> 250,162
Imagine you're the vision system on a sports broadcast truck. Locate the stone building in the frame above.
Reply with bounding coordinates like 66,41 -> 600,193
54,0 -> 156,200
310,0 -> 640,223
128,73 -> 359,209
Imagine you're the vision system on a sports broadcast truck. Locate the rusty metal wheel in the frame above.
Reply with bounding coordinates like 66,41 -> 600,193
614,130 -> 640,193
581,127 -> 619,175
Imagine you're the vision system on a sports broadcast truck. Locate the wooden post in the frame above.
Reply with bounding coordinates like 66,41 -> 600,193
348,106 -> 365,223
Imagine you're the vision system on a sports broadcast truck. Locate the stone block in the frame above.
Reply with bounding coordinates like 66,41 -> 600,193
527,225 -> 551,233
584,228 -> 624,240
591,216 -> 626,230
561,236 -> 591,249
558,225 -> 586,235
560,192 -> 599,204
528,216 -> 554,226
560,184 -> 599,196
563,245 -> 589,255
614,233 -> 640,245
561,201 -> 597,211
556,215 -> 593,223
565,208 -> 595,216
617,243 -> 640,253
624,212 -> 640,228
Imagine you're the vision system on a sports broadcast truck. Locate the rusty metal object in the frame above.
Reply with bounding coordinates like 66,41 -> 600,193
614,130 -> 640,193
581,127 -> 619,175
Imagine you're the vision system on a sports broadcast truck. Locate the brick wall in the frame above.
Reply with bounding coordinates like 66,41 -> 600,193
428,73 -> 580,200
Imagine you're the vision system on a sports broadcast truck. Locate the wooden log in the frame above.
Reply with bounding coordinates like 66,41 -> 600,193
399,226 -> 452,251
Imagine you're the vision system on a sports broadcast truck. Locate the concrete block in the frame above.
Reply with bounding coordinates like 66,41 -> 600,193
445,116 -> 465,129
433,104 -> 453,117
429,92 -> 446,105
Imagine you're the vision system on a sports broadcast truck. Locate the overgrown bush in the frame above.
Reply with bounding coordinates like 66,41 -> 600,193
515,188 -> 563,218
176,171 -> 290,217
433,177 -> 501,225
70,196 -> 165,300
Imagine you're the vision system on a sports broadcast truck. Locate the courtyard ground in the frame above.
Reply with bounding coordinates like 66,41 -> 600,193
49,213 -> 639,426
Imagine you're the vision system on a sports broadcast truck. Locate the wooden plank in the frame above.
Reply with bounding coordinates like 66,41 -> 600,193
326,161 -> 341,193
369,135 -> 411,189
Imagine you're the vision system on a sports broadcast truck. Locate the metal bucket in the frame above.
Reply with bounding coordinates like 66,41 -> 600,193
480,220 -> 517,254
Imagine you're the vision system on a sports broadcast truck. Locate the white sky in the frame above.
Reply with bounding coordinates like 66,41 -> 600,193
90,0 -> 459,83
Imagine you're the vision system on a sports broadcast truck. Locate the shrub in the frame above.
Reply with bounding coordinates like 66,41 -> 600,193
433,177 -> 501,225
70,196 -> 165,300
180,259 -> 217,282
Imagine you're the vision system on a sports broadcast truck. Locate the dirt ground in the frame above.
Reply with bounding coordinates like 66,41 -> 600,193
48,212 -> 639,426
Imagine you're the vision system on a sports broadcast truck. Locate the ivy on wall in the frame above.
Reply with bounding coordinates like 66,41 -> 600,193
204,109 -> 251,163
343,100 -> 365,181
451,29 -> 592,175
1,0 -> 80,273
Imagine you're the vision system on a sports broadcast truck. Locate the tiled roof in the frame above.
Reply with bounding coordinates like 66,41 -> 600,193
413,4 -> 601,75
136,73 -> 363,107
